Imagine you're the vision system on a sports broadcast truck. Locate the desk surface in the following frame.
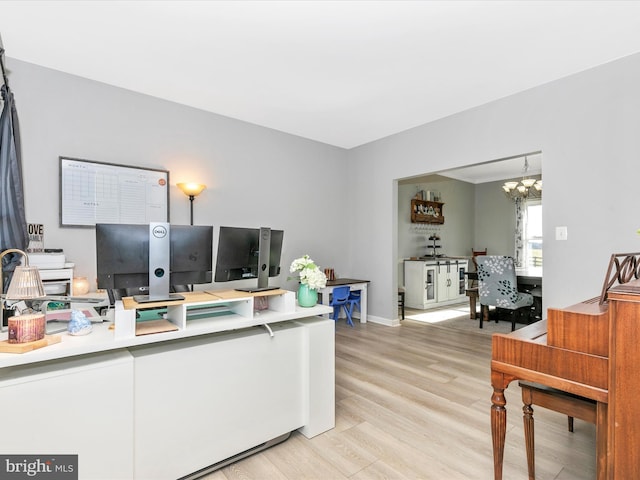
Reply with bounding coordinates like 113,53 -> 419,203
325,278 -> 370,286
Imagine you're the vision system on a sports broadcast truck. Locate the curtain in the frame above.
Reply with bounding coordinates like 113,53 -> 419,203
0,82 -> 29,292
514,198 -> 525,267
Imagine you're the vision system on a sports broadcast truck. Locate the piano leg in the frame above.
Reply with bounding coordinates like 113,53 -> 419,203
491,371 -> 511,480
522,402 -> 535,480
595,402 -> 607,480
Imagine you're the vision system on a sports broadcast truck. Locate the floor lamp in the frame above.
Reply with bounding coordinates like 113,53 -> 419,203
177,183 -> 206,225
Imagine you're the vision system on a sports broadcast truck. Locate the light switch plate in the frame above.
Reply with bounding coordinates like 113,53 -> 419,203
556,226 -> 568,241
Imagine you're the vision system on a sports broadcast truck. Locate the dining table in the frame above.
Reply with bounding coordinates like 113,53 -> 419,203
515,266 -> 543,286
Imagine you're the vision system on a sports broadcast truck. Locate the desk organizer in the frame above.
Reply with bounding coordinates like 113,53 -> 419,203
113,289 -> 296,340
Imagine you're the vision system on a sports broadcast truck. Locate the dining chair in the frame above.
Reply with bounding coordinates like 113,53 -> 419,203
476,255 -> 533,331
469,248 -> 487,288
471,247 -> 487,272
330,286 -> 353,326
471,248 -> 487,270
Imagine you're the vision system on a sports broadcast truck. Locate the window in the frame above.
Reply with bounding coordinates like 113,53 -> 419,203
524,200 -> 542,267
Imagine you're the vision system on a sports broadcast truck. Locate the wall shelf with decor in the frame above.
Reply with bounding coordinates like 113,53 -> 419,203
411,199 -> 445,224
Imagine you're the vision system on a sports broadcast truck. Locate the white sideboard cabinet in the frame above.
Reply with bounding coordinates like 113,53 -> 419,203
404,259 -> 468,310
436,260 -> 468,303
404,261 -> 437,309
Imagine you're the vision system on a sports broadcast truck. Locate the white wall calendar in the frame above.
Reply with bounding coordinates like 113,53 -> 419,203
59,156 -> 169,227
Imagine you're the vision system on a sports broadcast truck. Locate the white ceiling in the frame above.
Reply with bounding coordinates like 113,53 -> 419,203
2,1 -> 640,174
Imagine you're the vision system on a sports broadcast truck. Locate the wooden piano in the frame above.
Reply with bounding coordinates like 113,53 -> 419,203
491,253 -> 640,480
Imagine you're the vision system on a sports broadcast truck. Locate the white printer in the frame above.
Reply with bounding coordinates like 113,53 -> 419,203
28,251 -> 66,270
27,251 -> 73,295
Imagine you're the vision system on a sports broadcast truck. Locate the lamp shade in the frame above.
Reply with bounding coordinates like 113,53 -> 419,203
5,265 -> 45,299
177,183 -> 206,197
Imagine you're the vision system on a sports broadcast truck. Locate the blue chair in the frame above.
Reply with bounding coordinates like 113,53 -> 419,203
347,290 -> 361,320
476,255 -> 533,331
330,286 -> 353,327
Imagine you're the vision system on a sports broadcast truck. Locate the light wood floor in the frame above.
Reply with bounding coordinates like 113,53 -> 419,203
206,319 -> 596,480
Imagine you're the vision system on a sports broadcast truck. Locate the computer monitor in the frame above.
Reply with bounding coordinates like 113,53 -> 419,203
214,226 -> 283,292
96,223 -> 213,303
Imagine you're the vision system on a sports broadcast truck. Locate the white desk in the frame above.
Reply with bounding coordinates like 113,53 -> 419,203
0,290 -> 335,479
319,278 -> 370,323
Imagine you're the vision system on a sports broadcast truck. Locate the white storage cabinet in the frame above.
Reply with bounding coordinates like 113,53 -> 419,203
404,260 -> 437,309
436,260 -> 468,303
0,351 -> 134,479
404,259 -> 468,310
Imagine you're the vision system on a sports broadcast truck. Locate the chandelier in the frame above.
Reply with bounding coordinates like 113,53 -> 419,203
502,157 -> 542,200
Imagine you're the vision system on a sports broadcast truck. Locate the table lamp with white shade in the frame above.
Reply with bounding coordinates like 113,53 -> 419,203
0,248 -> 46,342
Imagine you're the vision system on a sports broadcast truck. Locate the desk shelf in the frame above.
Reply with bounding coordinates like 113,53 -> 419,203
114,289 -> 296,340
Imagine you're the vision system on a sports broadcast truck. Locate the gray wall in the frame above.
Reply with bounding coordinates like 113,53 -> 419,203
8,58 -> 350,293
473,179 -> 521,256
397,177 -> 475,258
8,52 -> 640,325
348,52 -> 640,323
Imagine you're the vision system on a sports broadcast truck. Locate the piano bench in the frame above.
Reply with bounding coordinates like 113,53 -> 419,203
519,381 -> 597,479
519,381 -> 597,428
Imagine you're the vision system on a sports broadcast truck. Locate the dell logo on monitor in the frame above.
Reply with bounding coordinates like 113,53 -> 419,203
152,225 -> 168,238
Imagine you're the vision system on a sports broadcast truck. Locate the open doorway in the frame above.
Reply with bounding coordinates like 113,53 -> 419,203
396,152 -> 542,315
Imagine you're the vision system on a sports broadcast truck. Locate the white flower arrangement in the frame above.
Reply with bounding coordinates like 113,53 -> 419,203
289,254 -> 327,290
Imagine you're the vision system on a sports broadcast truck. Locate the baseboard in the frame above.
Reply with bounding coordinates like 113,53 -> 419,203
366,315 -> 401,327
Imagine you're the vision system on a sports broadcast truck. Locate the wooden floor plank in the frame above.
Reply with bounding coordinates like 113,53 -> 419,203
204,318 -> 595,480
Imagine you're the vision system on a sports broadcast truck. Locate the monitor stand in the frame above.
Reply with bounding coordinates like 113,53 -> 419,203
137,223 -> 185,304
133,293 -> 185,304
235,227 -> 279,294
235,286 -> 278,293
